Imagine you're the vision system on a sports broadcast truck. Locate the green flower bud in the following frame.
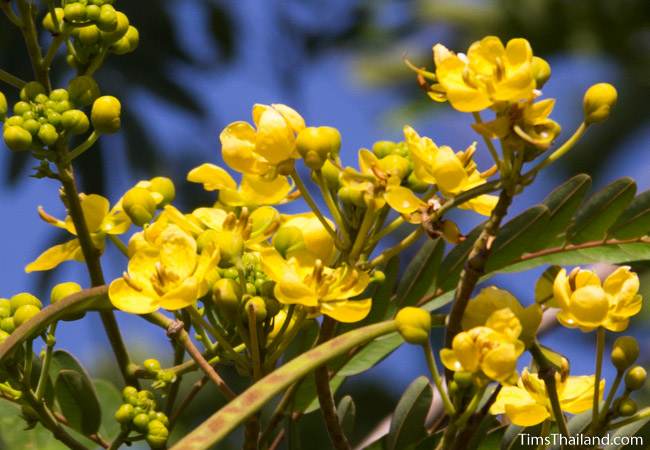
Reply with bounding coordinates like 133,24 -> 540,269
371,270 -> 385,283
132,413 -> 150,432
453,371 -> 474,389
156,370 -> 176,384
378,154 -> 410,180
3,126 -> 32,151
583,83 -> 617,125
100,11 -> 129,44
395,307 -> 431,345
618,398 -> 638,417
96,4 -> 118,31
338,186 -> 365,208
611,336 -> 639,371
68,76 -> 101,107
78,25 -> 102,46
13,305 -> 41,327
296,126 -> 342,170
0,330 -> 9,343
0,92 -> 6,121
91,95 -> 121,133
625,366 -> 647,391
244,296 -> 267,322
154,412 -> 169,427
146,419 -> 169,449
13,101 -> 31,116
22,119 -> 41,135
47,111 -> 62,128
49,89 -> 69,102
0,299 -> 11,318
149,176 -> 175,206
321,159 -> 341,190
122,386 -> 138,399
114,403 -> 135,424
38,123 -> 59,146
51,282 -> 83,305
64,3 -> 87,21
123,187 -> 156,226
407,172 -> 429,193
212,278 -> 242,322
4,116 -> 23,128
143,358 -> 161,373
531,56 -> 551,89
273,225 -> 305,258
372,140 -> 396,158
110,26 -> 139,55
42,8 -> 65,33
53,100 -> 72,114
34,93 -> 49,104
10,293 -> 42,313
61,110 -> 90,134
0,317 -> 15,333
86,4 -> 100,21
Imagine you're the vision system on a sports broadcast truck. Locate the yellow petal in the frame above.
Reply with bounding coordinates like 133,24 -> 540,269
221,121 -> 269,175
440,348 -> 463,372
603,266 -> 639,304
504,403 -> 550,427
187,163 -> 237,191
192,207 -> 227,230
259,247 -> 292,283
271,104 -> 305,134
561,376 -> 602,414
569,285 -> 609,327
158,278 -> 199,311
460,194 -> 498,216
482,343 -> 519,382
255,106 -> 296,164
159,225 -> 198,281
239,174 -> 293,205
319,298 -> 371,323
25,239 -> 83,272
384,186 -> 426,215
108,278 -> 159,314
452,332 -> 480,372
274,279 -> 318,307
65,194 -> 110,234
490,385 -> 537,415
552,269 -> 572,310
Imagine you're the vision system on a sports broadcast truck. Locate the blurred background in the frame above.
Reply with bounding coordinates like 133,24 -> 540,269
1,0 -> 649,448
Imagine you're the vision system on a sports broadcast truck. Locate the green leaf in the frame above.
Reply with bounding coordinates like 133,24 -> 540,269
610,189 -> 650,239
486,204 -> 550,271
500,423 -> 542,450
94,379 -> 122,440
438,222 -> 485,291
336,395 -> 356,437
49,349 -> 86,377
54,370 -> 102,436
292,373 -> 345,414
386,376 -> 433,450
604,418 -> 650,450
364,256 -> 400,323
338,332 -> 404,377
536,173 -> 592,248
568,177 -> 636,244
396,239 -> 445,307
0,400 -> 69,450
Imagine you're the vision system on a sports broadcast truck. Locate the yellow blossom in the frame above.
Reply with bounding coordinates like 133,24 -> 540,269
109,222 -> 219,314
552,266 -> 642,332
272,213 -> 336,266
221,104 -> 305,177
440,308 -> 524,383
187,163 -> 294,206
26,194 -> 130,272
432,36 -> 538,112
490,368 -> 604,426
259,247 -> 371,323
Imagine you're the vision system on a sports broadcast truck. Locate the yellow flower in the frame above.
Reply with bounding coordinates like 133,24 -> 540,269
187,163 -> 294,207
272,213 -> 336,266
221,104 -> 305,177
26,194 -> 130,272
109,222 -> 219,314
259,247 -> 371,323
553,266 -> 642,332
440,308 -> 524,383
462,287 -> 542,345
432,36 -> 537,112
490,368 -> 604,426
403,126 -> 498,216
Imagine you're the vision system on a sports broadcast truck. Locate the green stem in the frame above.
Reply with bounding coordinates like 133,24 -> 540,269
259,380 -> 303,446
24,339 -> 34,389
365,215 -> 404,249
424,340 -> 455,415
0,1 -> 22,26
0,68 -> 26,89
526,122 -> 588,175
366,227 -> 423,268
472,112 -> 501,165
591,327 -> 606,433
108,233 -> 129,257
348,202 -> 375,262
597,370 -> 624,429
535,420 -> 552,450
35,323 -> 57,400
16,0 -> 50,91
107,429 -> 129,450
606,407 -> 650,431
186,306 -> 246,365
315,169 -> 350,247
169,376 -> 208,430
247,303 -> 263,380
42,32 -> 68,69
455,385 -> 486,427
65,131 -> 99,162
164,341 -> 185,416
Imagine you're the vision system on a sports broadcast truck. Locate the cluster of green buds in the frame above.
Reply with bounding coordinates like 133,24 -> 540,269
0,293 -> 43,341
114,387 -> 169,449
122,177 -> 176,226
43,0 -> 138,72
141,358 -> 176,389
295,126 -> 341,170
371,140 -> 426,192
609,336 -> 646,417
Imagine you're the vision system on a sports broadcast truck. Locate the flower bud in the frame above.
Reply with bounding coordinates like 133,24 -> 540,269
378,154 -> 410,180
611,336 -> 639,371
0,299 -> 11,318
114,404 -> 135,424
91,95 -> 121,133
49,89 -> 69,102
395,307 -> 431,345
86,4 -> 100,21
13,101 -> 31,116
625,366 -> 647,391
68,76 -> 101,107
215,231 -> 244,266
406,172 -> 429,193
78,24 -> 102,46
618,398 -> 638,417
244,296 -> 267,323
531,56 -> 551,88
212,278 -> 242,319
63,3 -> 86,22
338,186 -> 365,208
154,412 -> 169,427
96,4 -> 118,31
143,358 -> 161,373
61,110 -> 90,134
22,119 -> 41,135
42,8 -> 64,33
146,419 -> 169,449
273,226 -> 305,258
122,386 -> 138,399
0,92 -> 6,121
132,413 -> 150,432
149,177 -> 175,206
0,330 -> 9,344
110,26 -> 139,55
372,140 -> 397,158
10,293 -> 42,313
583,83 -> 617,124
13,305 -> 41,327
296,126 -> 341,170
0,317 -> 15,333
123,187 -> 156,226
37,123 -> 59,146
3,126 -> 32,151
100,11 -> 129,44
321,159 -> 341,190
453,371 -> 474,389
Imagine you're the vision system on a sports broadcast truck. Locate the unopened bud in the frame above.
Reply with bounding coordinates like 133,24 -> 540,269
91,96 -> 121,133
3,126 -> 32,152
395,307 -> 431,345
296,126 -> 341,170
618,398 -> 638,417
611,336 -> 639,371
625,366 -> 647,391
531,56 -> 551,88
123,187 -> 157,226
583,83 -> 617,124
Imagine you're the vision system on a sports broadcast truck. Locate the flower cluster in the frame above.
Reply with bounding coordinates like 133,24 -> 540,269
114,387 -> 169,449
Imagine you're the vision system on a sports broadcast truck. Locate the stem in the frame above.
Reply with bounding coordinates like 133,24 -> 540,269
187,306 -> 245,365
16,0 -> 50,90
107,429 -> 129,450
0,68 -> 26,89
365,216 -> 404,249
444,189 -> 513,357
366,227 -> 423,268
591,327 -> 606,433
108,233 -> 129,257
169,376 -> 208,430
472,112 -> 501,165
291,168 -> 341,248
536,420 -> 552,450
455,385 -> 486,427
24,339 -> 33,389
0,1 -> 22,26
315,169 -> 350,247
526,122 -> 588,175
164,341 -> 185,416
315,317 -> 351,450
348,202 -> 375,262
606,407 -> 650,431
597,370 -> 624,429
247,303 -> 263,380
66,131 -> 100,162
259,381 -> 303,446
35,323 -> 57,400
424,340 -> 455,415
42,32 -> 68,69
